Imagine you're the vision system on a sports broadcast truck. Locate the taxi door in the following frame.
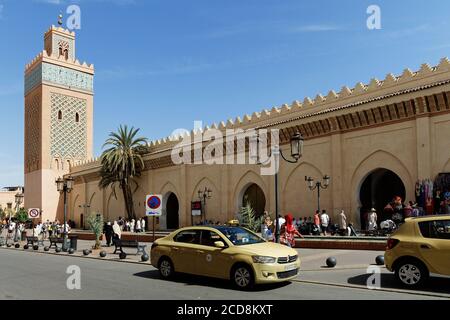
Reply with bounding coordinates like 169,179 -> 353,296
195,230 -> 234,279
170,229 -> 201,275
417,219 -> 450,275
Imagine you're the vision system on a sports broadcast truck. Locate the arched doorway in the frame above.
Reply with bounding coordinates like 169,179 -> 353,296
242,184 -> 266,217
359,168 -> 406,229
165,193 -> 179,230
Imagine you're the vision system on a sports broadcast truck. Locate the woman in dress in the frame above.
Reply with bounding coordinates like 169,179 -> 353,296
280,213 -> 304,247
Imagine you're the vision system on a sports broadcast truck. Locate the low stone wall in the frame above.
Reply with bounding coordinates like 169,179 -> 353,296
69,231 -> 387,251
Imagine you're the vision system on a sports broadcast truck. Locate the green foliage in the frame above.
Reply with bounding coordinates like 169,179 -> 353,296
15,208 -> 29,223
239,202 -> 263,232
0,207 -> 4,220
87,213 -> 104,250
98,125 -> 147,220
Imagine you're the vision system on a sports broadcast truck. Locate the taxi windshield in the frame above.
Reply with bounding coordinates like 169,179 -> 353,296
215,227 -> 265,246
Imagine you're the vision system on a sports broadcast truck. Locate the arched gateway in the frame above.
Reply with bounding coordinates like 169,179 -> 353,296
359,168 -> 406,230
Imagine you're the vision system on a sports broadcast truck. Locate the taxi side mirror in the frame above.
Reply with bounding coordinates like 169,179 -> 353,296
214,241 -> 225,248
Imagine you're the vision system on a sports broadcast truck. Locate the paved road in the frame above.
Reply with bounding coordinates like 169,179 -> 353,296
0,249 -> 449,300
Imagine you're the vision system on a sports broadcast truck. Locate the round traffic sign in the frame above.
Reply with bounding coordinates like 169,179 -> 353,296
28,208 -> 40,219
147,196 -> 161,210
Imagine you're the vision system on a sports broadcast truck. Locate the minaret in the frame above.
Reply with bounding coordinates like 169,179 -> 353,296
24,20 -> 94,222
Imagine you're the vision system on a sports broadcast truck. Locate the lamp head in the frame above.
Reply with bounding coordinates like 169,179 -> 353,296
290,131 -> 304,161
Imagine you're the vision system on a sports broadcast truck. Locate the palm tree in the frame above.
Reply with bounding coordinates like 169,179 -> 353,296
99,125 -> 147,221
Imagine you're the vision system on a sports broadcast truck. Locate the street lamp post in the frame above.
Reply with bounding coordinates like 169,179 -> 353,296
305,175 -> 331,213
198,187 -> 212,224
14,189 -> 24,242
251,131 -> 304,243
56,176 -> 74,251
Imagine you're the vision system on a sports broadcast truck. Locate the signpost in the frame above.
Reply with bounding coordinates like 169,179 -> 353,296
191,201 -> 202,226
28,208 -> 40,237
146,195 -> 162,242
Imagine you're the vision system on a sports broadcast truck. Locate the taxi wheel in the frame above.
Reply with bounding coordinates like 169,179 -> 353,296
231,264 -> 254,290
158,257 -> 175,279
394,259 -> 428,288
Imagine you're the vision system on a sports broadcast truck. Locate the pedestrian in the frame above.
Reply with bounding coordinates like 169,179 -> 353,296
112,221 -> 121,240
368,208 -> 378,232
280,213 -> 304,247
104,221 -> 113,246
339,210 -> 347,235
261,215 -> 274,241
313,210 -> 321,235
142,218 -> 146,232
320,210 -> 330,236
306,217 -> 313,235
136,219 -> 142,233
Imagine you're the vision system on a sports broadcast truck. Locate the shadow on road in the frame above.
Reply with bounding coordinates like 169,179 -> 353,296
347,273 -> 450,295
133,270 -> 291,292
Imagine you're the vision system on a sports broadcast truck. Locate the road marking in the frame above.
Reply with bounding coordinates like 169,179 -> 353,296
291,279 -> 450,299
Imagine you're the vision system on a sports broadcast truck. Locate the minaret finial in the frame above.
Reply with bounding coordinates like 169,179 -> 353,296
58,13 -> 63,26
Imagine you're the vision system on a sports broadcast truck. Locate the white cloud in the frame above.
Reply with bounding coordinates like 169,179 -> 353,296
289,25 -> 344,33
387,24 -> 430,38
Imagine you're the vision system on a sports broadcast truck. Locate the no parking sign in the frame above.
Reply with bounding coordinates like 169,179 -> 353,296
146,195 -> 162,217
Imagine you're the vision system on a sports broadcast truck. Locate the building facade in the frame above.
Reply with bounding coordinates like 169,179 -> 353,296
24,26 -> 450,229
67,61 -> 450,230
24,26 -> 94,222
0,187 -> 23,213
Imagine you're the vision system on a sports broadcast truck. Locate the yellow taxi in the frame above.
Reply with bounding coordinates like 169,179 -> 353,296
385,215 -> 450,288
151,226 -> 300,289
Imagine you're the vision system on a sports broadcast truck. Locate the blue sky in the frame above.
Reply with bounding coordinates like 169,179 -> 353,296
1,0 -> 450,186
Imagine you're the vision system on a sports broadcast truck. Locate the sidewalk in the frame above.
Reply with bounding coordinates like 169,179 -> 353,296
1,230 -> 152,264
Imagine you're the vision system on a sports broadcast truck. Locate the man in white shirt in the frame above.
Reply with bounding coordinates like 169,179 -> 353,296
320,210 -> 330,236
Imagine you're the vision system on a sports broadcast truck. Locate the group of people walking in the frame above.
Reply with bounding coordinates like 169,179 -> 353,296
261,209 -> 352,247
102,217 -> 147,247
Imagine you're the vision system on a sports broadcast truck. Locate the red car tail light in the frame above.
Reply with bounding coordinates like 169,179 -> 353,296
386,238 -> 400,250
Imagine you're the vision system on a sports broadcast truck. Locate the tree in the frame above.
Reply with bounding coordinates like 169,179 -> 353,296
239,201 -> 263,233
98,125 -> 147,221
15,208 -> 29,224
87,213 -> 104,250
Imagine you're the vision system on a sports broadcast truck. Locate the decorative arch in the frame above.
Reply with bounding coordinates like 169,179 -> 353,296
106,190 -> 125,222
70,194 -> 80,221
88,192 -> 96,206
350,150 -> 414,227
282,161 -> 323,195
190,177 -> 219,201
282,161 -> 324,215
443,158 -> 450,172
159,181 -> 179,197
232,170 -> 268,215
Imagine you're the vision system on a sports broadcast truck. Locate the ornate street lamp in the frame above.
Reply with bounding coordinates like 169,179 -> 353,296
13,189 -> 24,242
252,131 -> 304,243
198,187 -> 212,224
305,175 -> 331,213
56,176 -> 74,251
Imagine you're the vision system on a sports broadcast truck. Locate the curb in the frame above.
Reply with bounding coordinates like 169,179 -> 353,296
0,246 -> 152,266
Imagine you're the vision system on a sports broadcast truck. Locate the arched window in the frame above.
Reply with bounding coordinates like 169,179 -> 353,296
58,110 -> 62,120
55,159 -> 59,170
59,46 -> 63,57
75,113 -> 80,123
67,160 -> 71,169
64,49 -> 69,60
